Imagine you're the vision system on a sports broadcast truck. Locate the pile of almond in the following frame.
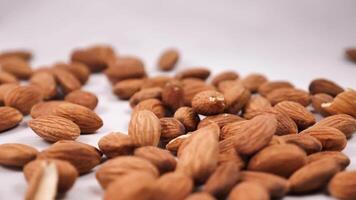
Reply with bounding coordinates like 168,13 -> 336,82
0,46 -> 355,200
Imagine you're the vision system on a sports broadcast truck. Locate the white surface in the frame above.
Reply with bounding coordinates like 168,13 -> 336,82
0,0 -> 356,199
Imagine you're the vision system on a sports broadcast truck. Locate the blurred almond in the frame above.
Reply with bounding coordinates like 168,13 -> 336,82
0,143 -> 38,167
113,78 -> 144,100
186,192 -> 216,200
0,71 -> 18,84
54,62 -> 90,84
267,88 -> 310,106
258,81 -> 294,96
241,73 -> 268,92
98,132 -> 136,158
322,90 -> 356,118
280,134 -> 322,154
0,106 -> 23,132
182,78 -> 215,106
0,83 -> 18,105
313,114 -> 356,138
0,57 -> 32,79
175,67 -> 210,80
30,101 -> 68,118
52,68 -> 81,94
30,71 -> 57,100
243,95 -> 272,118
228,182 -> 269,200
105,56 -> 146,84
174,106 -> 200,131
311,93 -> 333,116
133,98 -> 166,118
192,90 -> 226,115
328,171 -> 356,200
0,49 -> 32,61
134,146 -> 177,173
158,49 -> 179,71
162,80 -> 184,111
307,151 -> 350,169
198,113 -> 244,129
309,78 -> 344,96
141,76 -> 172,89
129,110 -> 161,146
160,117 -> 185,141
64,90 -> 98,110
166,133 -> 192,153
129,87 -> 162,107
211,71 -> 239,87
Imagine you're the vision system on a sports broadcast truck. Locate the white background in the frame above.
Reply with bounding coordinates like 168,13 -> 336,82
0,0 -> 356,199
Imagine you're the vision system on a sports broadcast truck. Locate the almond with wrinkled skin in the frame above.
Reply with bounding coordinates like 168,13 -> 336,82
186,192 -> 217,200
322,90 -> 356,118
300,126 -> 347,151
175,67 -> 210,80
141,76 -> 172,89
0,49 -> 32,61
228,182 -> 269,200
198,113 -> 244,129
328,171 -> 356,200
223,83 -> 251,114
52,68 -> 81,94
217,147 -> 245,170
345,48 -> 356,62
203,162 -> 240,197
309,78 -> 344,96
105,56 -> 146,84
182,78 -> 215,106
158,49 -> 179,71
65,90 -> 98,110
313,114 -> 356,138
311,93 -> 333,116
243,95 -> 272,118
165,133 -> 191,153
30,101 -> 69,118
4,85 -> 43,115
274,101 -> 315,130
129,87 -> 162,107
289,158 -> 340,193
241,73 -> 268,92
37,140 -> 102,174
0,143 -> 38,167
0,71 -> 18,84
176,123 -> 219,183
24,159 -> 78,193
54,62 -> 90,84
0,57 -> 32,79
134,146 -> 177,173
129,110 -> 161,146
280,134 -> 322,154
211,71 -> 239,87
240,171 -> 290,198
162,80 -> 184,111
133,98 -> 166,118
307,151 -> 350,169
267,88 -> 310,106
192,90 -> 226,115
257,81 -> 294,97
174,106 -> 200,131
29,71 -> 57,100
28,115 -> 80,142
151,172 -> 193,200
160,117 -> 186,141
248,144 -> 307,178
0,106 -> 23,132
98,132 -> 136,158
113,78 -> 144,100
0,83 -> 18,105
96,156 -> 159,189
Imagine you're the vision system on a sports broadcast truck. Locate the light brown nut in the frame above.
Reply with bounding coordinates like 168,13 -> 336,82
300,126 -> 347,151
134,146 -> 176,174
182,78 -> 215,106
162,80 -> 184,111
113,78 -> 144,100
313,114 -> 356,138
0,57 -> 32,79
311,93 -> 333,116
203,162 -> 240,197
328,171 -> 356,200
240,171 -> 289,198
267,88 -> 310,106
98,132 -> 136,158
257,81 -> 294,97
268,135 -> 286,146
198,113 -> 244,129
176,123 -> 219,183
0,71 -> 18,84
96,156 -> 159,189
151,172 -> 193,200
174,106 -> 200,131
64,90 -> 98,110
185,192 -> 217,200
37,140 -> 102,174
24,159 -> 78,193
280,134 -> 322,154
0,106 -> 23,132
165,134 -> 191,153
345,48 -> 356,62
247,144 -> 307,178
218,80 -> 242,93
223,83 -> 251,114
0,143 -> 38,167
307,151 -> 350,170
30,71 -> 57,100
105,56 -> 146,84
52,68 -> 81,94
158,49 -> 179,71
243,95 -> 272,118
104,172 -> 156,200
4,85 -> 43,115
133,98 -> 166,118
160,117 -> 186,141
129,87 -> 162,108
227,182 -> 270,200
217,147 -> 245,170
274,101 -> 315,130
54,62 -> 90,84
241,73 -> 268,92
309,78 -> 344,96
129,110 -> 161,146
30,101 -> 68,118
0,49 -> 32,61
192,90 -> 226,116
211,71 -> 239,87
175,67 -> 210,80
0,83 -> 18,105
28,115 -> 80,142
322,90 -> 356,118
289,158 -> 340,193
141,76 -> 172,89
71,45 -> 116,72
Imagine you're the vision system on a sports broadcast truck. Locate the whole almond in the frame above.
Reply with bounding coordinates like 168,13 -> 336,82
113,78 -> 144,100
162,80 -> 184,111
307,151 -> 350,169
174,106 -> 200,131
65,90 -> 98,110
29,71 -> 57,100
313,114 -> 356,138
134,146 -> 177,173
243,95 -> 272,118
223,83 -> 251,114
28,115 -> 80,142
192,90 -> 226,115
328,171 -> 356,200
258,81 -> 294,96
30,101 -> 68,118
309,78 -> 344,96
0,83 -> 18,105
186,192 -> 217,200
133,98 -> 166,118
165,133 -> 191,153
345,48 -> 356,62
0,143 -> 38,167
98,132 -> 136,158
37,140 -> 102,174
55,62 -> 90,84
0,57 -> 32,79
218,79 -> 242,93
218,146 -> 245,170
322,90 -> 356,118
211,71 -> 239,87
151,172 -> 193,200
267,88 -> 310,106
158,49 -> 179,71
311,93 -> 333,116
0,106 -> 23,132
52,68 -> 81,94
0,49 -> 32,61
129,110 -> 161,146
241,73 -> 268,92
227,182 -> 269,200
198,113 -> 244,129
175,67 -> 210,80
141,76 -> 172,89
129,87 -> 162,107
160,117 -> 186,141
0,71 -> 18,84
182,78 -> 215,106
105,56 -> 146,84
248,144 -> 307,177
96,156 -> 159,189
280,134 -> 322,154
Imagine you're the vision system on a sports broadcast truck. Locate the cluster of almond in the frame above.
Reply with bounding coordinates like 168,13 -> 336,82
0,45 -> 356,200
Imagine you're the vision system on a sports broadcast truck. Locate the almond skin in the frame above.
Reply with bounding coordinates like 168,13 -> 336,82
64,90 -> 98,110
243,95 -> 272,118
309,78 -> 344,96
129,110 -> 161,146
0,57 -> 33,79
0,49 -> 32,61
0,71 -> 18,84
0,83 -> 18,105
129,87 -> 162,107
175,67 -> 210,80
98,132 -> 137,158
37,140 -> 102,174
222,83 -> 251,114
307,151 -> 350,170
174,106 -> 200,131
96,156 -> 159,189
165,134 -> 191,153
267,88 -> 310,106
258,81 -> 294,97
241,73 -> 268,92
228,182 -> 269,200
29,71 -> 57,100
328,171 -> 356,200
311,93 -> 333,116
30,101 -> 68,118
0,106 -> 23,132
322,90 -> 356,118
182,78 -> 215,106
133,98 -> 166,118
113,78 -> 144,100
105,56 -> 146,84
0,143 -> 38,167
211,71 -> 239,87
52,68 -> 81,94
186,192 -> 217,200
218,147 -> 245,170
28,115 -> 81,142
158,49 -> 179,71
345,48 -> 356,62
312,114 -> 356,138
280,134 -> 322,154
248,144 -> 307,178
162,80 -> 184,111
141,76 -> 172,89
160,117 -> 186,141
54,62 -> 90,84
192,90 -> 226,115
198,113 -> 244,129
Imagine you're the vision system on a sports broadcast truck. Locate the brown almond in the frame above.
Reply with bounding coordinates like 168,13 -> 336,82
198,113 -> 244,129
133,98 -> 166,118
0,83 -> 18,105
309,78 -> 344,96
186,192 -> 217,200
158,49 -> 179,71
174,106 -> 200,131
345,48 -> 356,62
243,95 -> 272,118
313,114 -> 356,138
134,146 -> 177,173
211,71 -> 239,87
165,133 -> 192,153
218,79 -> 242,93
30,101 -> 68,118
267,88 -> 310,106
162,80 -> 184,111
0,106 -> 23,132
0,143 -> 38,167
64,90 -> 98,110
0,71 -> 18,84
182,78 -> 215,106
258,81 -> 294,96
0,57 -> 32,79
0,49 -> 32,61
141,76 -> 172,89
175,67 -> 210,80
311,93 -> 333,116
160,117 -> 186,141
98,132 -> 136,158
54,62 -> 90,84
322,90 -> 356,118
328,171 -> 356,200
280,134 -> 322,154
192,90 -> 226,115
307,151 -> 350,169
105,56 -> 146,84
227,182 -> 269,200
52,68 -> 81,94
223,83 -> 251,114
129,110 -> 161,146
218,147 -> 245,170
129,87 -> 162,107
29,71 -> 57,100
113,78 -> 144,100
241,73 -> 268,92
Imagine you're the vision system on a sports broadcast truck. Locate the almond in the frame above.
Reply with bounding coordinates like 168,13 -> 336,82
37,140 -> 102,174
52,68 -> 81,94
0,106 -> 23,132
0,71 -> 18,84
198,113 -> 244,129
328,171 -> 356,200
211,71 -> 239,87
0,49 -> 32,61
182,78 -> 215,106
165,133 -> 191,153
257,81 -> 294,96
96,156 -> 159,189
192,90 -> 226,115
313,114 -> 356,138
64,90 -> 98,110
174,106 -> 200,131
30,101 -> 68,118
227,182 -> 269,200
218,79 -> 242,93
162,80 -> 184,111
133,98 -> 166,118
129,87 -> 162,107
0,57 -> 32,79
134,146 -> 177,173
241,73 -> 268,92
218,147 -> 245,170
186,192 -> 217,200
105,56 -> 146,84
345,48 -> 356,62
113,78 -> 144,100
54,62 -> 90,84
267,88 -> 310,106
175,67 -> 210,80
322,90 -> 356,118
0,83 -> 18,105
129,110 -> 161,146
280,134 -> 322,154
141,76 -> 172,89
248,144 -> 307,177
28,115 -> 80,142
243,95 -> 272,118
158,49 -> 179,71
222,83 -> 251,114
307,151 -> 350,169
98,132 -> 136,158
309,78 -> 344,96
311,93 -> 333,116
0,143 -> 38,167
29,71 -> 57,100
160,117 -> 186,141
